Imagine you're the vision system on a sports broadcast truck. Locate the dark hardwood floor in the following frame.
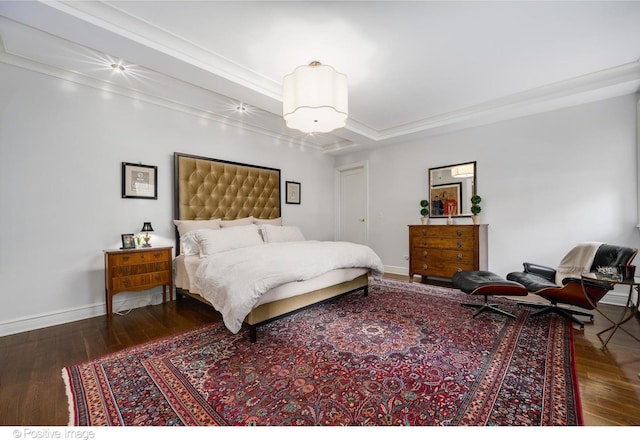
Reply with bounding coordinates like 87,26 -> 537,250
1,277 -> 639,426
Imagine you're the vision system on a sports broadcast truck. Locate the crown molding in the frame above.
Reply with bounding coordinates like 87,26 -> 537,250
377,60 -> 640,141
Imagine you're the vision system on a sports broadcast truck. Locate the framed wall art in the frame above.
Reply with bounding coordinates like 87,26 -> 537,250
285,181 -> 301,204
430,182 -> 462,217
122,162 -> 157,199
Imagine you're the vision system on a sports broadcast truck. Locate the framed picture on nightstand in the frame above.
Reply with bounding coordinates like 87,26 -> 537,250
121,234 -> 136,249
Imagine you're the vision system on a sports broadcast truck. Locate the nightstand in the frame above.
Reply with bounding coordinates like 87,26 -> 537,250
103,246 -> 173,315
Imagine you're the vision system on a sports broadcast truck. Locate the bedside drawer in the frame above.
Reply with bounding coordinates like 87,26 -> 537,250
110,250 -> 170,266
111,260 -> 172,277
112,271 -> 171,291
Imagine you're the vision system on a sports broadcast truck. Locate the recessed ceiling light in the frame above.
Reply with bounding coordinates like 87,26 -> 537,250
110,63 -> 125,72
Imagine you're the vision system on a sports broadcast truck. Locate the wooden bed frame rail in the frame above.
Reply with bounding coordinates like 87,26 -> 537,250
176,274 -> 369,342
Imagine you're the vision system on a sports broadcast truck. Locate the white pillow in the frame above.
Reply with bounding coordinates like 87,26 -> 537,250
173,219 -> 221,236
261,224 -> 305,243
179,230 -> 204,256
193,224 -> 264,257
253,217 -> 282,226
220,217 -> 254,228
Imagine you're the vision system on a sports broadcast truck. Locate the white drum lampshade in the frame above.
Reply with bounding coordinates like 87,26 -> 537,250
282,61 -> 348,134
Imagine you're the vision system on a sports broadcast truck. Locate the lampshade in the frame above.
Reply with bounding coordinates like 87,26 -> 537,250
282,61 -> 348,134
451,164 -> 474,178
141,222 -> 153,247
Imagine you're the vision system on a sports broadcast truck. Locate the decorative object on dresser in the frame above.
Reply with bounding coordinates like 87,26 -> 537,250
419,199 -> 429,224
470,194 -> 482,225
408,224 -> 488,283
121,162 -> 157,199
140,222 -> 154,247
103,246 -> 173,316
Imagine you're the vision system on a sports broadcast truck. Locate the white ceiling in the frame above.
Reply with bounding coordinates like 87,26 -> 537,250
1,1 -> 640,154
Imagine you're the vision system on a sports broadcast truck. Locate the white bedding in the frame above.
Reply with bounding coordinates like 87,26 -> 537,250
175,255 -> 367,304
192,240 -> 385,333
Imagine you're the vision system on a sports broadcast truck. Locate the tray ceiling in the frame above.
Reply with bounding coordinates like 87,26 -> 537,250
1,1 -> 639,154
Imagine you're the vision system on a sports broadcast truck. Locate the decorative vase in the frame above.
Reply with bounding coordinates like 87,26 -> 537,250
421,217 -> 428,225
446,214 -> 454,225
472,215 -> 480,225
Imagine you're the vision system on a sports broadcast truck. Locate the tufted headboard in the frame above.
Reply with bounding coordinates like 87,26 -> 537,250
173,152 -> 281,252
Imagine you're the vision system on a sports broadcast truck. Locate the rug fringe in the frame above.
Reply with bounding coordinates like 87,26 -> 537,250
61,367 -> 75,426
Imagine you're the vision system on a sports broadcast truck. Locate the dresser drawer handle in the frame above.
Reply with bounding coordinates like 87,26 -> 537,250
422,250 -> 428,257
422,239 -> 427,246
457,241 -> 462,248
421,230 -> 426,236
456,268 -> 462,272
457,253 -> 462,260
422,264 -> 428,270
456,230 -> 462,236
123,278 -> 131,287
153,253 -> 162,258
122,256 -> 130,262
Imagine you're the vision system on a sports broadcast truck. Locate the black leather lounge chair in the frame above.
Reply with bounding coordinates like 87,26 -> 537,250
506,244 -> 637,328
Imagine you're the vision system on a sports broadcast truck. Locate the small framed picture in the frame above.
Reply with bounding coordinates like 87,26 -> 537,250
286,181 -> 301,204
122,162 -> 157,199
121,234 -> 136,249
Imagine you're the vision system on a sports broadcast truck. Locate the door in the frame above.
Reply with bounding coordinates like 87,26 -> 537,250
336,163 -> 367,244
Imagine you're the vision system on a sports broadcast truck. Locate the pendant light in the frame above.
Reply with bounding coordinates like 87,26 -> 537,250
282,61 -> 348,134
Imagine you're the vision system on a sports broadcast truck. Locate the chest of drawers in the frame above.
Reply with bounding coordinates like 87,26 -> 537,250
104,246 -> 173,315
408,224 -> 487,282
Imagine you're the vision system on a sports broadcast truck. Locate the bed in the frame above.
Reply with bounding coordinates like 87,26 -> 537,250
173,152 -> 384,342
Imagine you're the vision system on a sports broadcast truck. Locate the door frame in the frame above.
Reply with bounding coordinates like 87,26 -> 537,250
334,161 -> 369,243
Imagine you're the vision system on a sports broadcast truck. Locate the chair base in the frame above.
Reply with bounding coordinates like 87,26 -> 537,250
518,301 -> 593,329
462,296 -> 517,319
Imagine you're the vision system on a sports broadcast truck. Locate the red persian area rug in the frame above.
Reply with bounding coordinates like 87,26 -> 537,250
63,278 -> 582,426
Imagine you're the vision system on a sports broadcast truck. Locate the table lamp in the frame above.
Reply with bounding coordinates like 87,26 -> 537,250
141,222 -> 154,247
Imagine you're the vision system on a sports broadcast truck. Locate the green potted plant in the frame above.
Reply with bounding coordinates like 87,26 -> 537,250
470,194 -> 482,224
420,199 -> 429,225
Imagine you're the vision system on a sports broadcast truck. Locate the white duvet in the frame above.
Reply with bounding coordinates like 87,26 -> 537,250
193,240 -> 385,333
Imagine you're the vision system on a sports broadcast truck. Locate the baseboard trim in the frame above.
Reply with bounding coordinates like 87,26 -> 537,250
600,288 -> 636,307
0,291 -> 165,337
384,265 -> 408,276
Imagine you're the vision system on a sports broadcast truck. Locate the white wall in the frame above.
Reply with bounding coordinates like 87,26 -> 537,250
336,94 -> 640,304
0,63 -> 336,336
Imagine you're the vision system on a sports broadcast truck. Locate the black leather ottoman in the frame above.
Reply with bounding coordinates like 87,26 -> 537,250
452,270 -> 528,319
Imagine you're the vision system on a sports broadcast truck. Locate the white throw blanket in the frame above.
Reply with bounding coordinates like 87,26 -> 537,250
555,242 -> 603,285
193,241 -> 385,333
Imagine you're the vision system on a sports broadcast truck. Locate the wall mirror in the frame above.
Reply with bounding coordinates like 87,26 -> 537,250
428,161 -> 476,217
